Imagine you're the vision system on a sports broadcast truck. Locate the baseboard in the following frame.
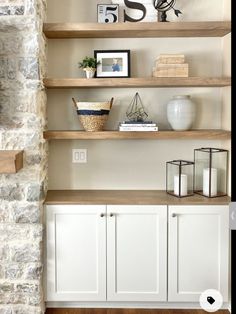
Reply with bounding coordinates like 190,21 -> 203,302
46,301 -> 230,310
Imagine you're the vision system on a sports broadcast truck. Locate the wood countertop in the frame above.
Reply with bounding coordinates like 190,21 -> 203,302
45,190 -> 230,206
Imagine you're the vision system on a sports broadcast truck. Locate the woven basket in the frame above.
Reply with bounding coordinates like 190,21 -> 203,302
72,98 -> 113,132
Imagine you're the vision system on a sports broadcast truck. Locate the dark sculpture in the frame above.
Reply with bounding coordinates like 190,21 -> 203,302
153,0 -> 182,22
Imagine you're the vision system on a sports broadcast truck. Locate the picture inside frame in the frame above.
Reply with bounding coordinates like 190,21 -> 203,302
94,50 -> 130,78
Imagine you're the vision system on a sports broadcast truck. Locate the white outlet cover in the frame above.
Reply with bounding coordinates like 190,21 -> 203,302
72,149 -> 87,163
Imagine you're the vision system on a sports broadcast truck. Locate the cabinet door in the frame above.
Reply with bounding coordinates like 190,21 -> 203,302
46,205 -> 106,301
107,205 -> 167,301
168,205 -> 229,302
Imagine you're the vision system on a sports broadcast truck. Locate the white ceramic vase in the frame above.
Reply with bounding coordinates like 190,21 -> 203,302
167,95 -> 196,131
84,68 -> 96,79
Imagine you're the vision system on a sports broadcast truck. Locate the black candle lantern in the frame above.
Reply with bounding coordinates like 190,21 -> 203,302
166,160 -> 194,198
194,148 -> 229,198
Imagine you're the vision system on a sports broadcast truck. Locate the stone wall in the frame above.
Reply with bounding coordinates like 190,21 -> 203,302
0,0 -> 47,313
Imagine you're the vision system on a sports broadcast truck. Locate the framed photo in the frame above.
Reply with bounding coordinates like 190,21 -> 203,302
97,4 -> 119,23
94,50 -> 130,78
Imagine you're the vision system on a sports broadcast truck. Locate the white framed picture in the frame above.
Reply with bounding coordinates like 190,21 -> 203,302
94,50 -> 131,78
97,4 -> 119,23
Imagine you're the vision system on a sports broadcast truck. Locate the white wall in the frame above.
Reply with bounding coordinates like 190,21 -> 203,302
222,0 -> 231,195
46,0 -> 230,190
46,0 -> 224,22
222,0 -> 231,131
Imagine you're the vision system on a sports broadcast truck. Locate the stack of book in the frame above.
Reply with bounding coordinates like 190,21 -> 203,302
119,121 -> 158,132
153,54 -> 189,78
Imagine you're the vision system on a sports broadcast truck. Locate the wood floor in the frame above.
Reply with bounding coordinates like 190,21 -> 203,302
45,309 -> 230,314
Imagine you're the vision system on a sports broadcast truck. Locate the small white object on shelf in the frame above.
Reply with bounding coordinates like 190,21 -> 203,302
119,126 -> 158,131
174,174 -> 188,196
84,68 -> 96,79
112,0 -> 157,22
120,123 -> 157,127
203,168 -> 218,197
97,4 -> 119,23
167,95 -> 196,131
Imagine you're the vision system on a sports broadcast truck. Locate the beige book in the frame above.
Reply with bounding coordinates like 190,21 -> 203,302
153,63 -> 189,77
156,54 -> 185,64
155,63 -> 189,70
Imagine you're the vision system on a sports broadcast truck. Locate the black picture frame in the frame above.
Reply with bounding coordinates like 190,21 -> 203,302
94,50 -> 131,78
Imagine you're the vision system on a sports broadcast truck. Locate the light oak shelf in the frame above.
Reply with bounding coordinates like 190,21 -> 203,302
0,150 -> 23,174
43,77 -> 231,89
43,22 -> 231,38
43,130 -> 231,140
45,190 -> 230,205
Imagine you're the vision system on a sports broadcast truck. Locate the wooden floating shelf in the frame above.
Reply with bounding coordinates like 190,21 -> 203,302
0,150 -> 24,174
43,77 -> 231,89
43,130 -> 231,140
43,22 -> 231,38
45,190 -> 230,205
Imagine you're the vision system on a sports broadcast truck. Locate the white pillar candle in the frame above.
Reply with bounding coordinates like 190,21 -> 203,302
203,168 -> 217,197
174,174 -> 188,196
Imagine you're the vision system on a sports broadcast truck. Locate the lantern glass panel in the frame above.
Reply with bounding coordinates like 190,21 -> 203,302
194,148 -> 228,198
166,160 -> 194,198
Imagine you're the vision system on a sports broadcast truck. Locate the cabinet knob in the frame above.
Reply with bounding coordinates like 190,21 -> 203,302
110,213 -> 114,217
172,213 -> 177,218
100,213 -> 105,217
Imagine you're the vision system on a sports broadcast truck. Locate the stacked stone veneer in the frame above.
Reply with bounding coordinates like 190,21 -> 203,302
0,0 -> 47,313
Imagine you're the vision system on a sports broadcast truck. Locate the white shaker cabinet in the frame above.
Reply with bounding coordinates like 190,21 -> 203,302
45,203 -> 229,304
46,204 -> 168,302
46,205 -> 107,302
168,205 -> 229,302
107,205 -> 167,301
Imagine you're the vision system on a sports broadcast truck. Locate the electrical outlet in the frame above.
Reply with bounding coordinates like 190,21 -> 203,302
72,149 -> 87,163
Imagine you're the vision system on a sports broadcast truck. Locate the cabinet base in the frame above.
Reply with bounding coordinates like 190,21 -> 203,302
46,302 -> 230,310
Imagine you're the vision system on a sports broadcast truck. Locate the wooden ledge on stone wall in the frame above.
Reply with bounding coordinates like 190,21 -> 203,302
0,150 -> 24,174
